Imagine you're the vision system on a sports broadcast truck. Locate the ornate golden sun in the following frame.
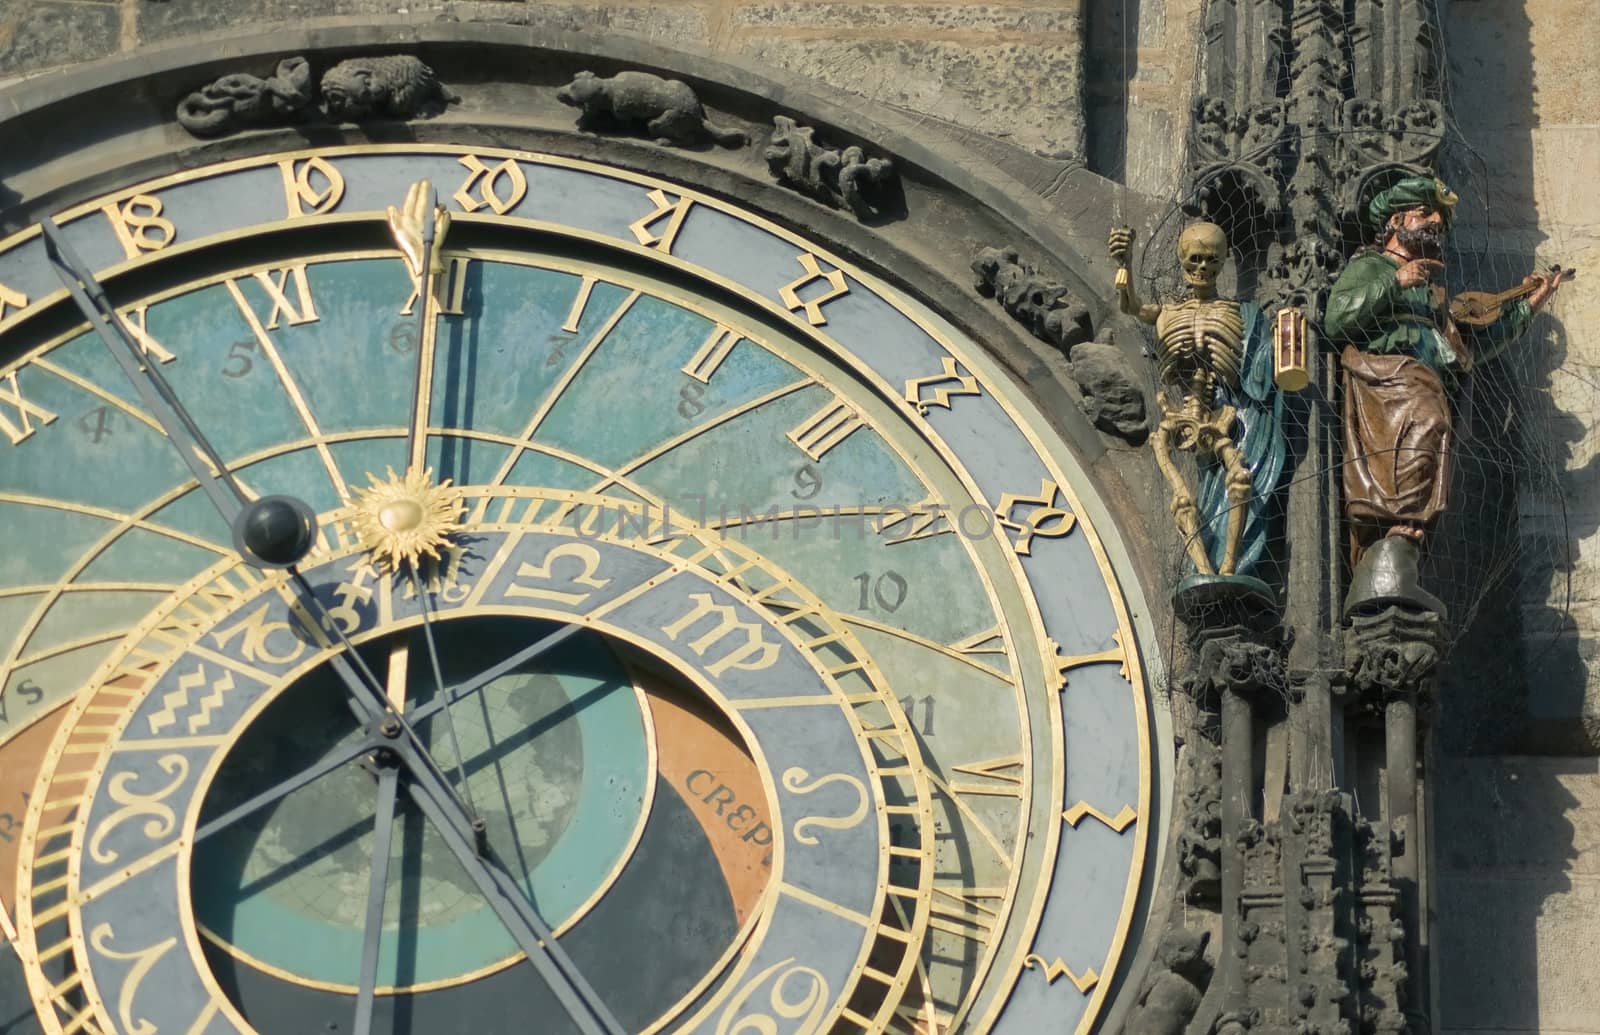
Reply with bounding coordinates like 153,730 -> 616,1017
351,466 -> 462,571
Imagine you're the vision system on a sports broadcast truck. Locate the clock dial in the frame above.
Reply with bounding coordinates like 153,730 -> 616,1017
0,148 -> 1154,1035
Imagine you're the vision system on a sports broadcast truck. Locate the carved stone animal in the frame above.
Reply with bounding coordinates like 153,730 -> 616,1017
176,57 -> 314,138
1126,928 -> 1211,1035
320,56 -> 458,121
557,70 -> 745,147
971,246 -> 1092,352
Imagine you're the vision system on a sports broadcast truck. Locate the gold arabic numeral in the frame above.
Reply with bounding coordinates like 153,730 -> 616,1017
87,753 -> 190,865
0,281 -> 29,321
904,357 -> 981,415
401,543 -> 472,605
146,662 -> 236,737
661,592 -> 781,677
1052,631 -> 1130,690
787,399 -> 863,461
503,542 -> 611,607
401,255 -> 471,316
995,478 -> 1077,555
778,252 -> 849,326
0,368 -> 59,445
89,923 -> 178,1035
1062,800 -> 1138,833
120,305 -> 176,364
209,601 -> 308,667
682,323 -> 740,383
715,958 -> 830,1035
629,188 -> 693,253
1023,953 -> 1100,994
781,766 -> 869,846
453,154 -> 529,214
231,263 -> 320,330
927,884 -> 1004,944
101,193 -> 176,258
279,156 -> 347,217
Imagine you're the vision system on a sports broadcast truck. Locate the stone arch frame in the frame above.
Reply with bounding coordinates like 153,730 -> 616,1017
0,22 -> 1181,1029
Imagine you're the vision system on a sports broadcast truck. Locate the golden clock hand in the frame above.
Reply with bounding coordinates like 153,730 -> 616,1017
387,179 -> 451,473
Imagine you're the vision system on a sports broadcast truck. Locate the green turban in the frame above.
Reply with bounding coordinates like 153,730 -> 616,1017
1368,176 -> 1458,234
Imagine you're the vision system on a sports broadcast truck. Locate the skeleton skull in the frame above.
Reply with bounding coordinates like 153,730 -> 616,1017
1177,222 -> 1227,291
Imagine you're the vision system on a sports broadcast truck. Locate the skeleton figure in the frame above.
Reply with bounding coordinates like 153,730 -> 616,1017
1109,223 -> 1286,579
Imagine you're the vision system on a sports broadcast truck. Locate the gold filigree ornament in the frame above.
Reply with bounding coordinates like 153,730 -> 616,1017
351,466 -> 463,571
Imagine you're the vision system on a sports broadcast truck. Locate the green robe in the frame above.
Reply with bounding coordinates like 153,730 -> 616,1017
1324,251 -> 1532,370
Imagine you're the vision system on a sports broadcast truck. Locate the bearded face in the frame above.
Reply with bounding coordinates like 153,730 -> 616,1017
1388,206 -> 1447,259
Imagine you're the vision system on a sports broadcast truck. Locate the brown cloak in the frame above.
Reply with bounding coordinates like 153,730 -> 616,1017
1340,345 -> 1451,558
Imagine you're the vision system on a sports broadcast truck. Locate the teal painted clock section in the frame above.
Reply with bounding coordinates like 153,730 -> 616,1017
0,147 -> 1162,1035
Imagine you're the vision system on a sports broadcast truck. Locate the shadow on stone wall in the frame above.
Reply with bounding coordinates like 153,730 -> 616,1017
1434,2 -> 1591,1030
1084,0 -> 1141,183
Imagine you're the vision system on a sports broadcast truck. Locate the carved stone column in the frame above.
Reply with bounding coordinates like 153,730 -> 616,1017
1346,604 -> 1443,1029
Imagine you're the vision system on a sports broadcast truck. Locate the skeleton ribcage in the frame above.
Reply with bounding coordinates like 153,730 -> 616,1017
1155,300 -> 1244,395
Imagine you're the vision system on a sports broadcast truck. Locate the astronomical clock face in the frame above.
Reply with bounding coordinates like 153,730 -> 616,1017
0,146 -> 1155,1035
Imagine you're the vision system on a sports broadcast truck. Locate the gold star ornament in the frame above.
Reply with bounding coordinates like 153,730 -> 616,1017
352,467 -> 462,571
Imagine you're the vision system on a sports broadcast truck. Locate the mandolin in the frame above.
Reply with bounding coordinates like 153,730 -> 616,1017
1449,264 -> 1575,327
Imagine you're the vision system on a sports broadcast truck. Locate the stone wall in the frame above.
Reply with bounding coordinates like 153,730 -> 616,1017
1436,1 -> 1600,1032
0,0 -> 1094,158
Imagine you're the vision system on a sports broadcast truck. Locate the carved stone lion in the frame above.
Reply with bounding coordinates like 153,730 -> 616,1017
321,56 -> 459,121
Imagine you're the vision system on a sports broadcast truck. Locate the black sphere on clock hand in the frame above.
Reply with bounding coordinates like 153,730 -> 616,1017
233,494 -> 318,569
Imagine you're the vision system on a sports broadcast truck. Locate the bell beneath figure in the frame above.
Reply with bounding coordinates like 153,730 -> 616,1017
233,495 -> 318,569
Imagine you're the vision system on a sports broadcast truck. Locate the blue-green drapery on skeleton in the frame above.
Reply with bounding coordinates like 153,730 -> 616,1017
1193,300 -> 1286,578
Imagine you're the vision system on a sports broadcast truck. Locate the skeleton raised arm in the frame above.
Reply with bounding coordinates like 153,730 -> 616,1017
1108,227 -> 1162,324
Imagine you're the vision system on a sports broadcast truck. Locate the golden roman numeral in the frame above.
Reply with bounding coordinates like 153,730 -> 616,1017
948,755 -> 1024,799
234,264 -> 319,329
562,273 -> 599,332
878,496 -> 952,544
0,281 -> 28,321
682,324 -> 740,383
401,256 -> 470,316
629,188 -> 693,252
120,305 -> 176,364
1052,632 -> 1129,689
950,626 -> 1005,658
787,399 -> 862,461
0,369 -> 58,445
927,885 -> 1004,942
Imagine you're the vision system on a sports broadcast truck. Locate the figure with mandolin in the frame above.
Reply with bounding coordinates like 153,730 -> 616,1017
1324,175 -> 1570,616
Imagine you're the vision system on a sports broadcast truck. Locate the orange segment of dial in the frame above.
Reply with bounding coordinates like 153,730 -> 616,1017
0,702 -> 70,916
640,670 -> 773,927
